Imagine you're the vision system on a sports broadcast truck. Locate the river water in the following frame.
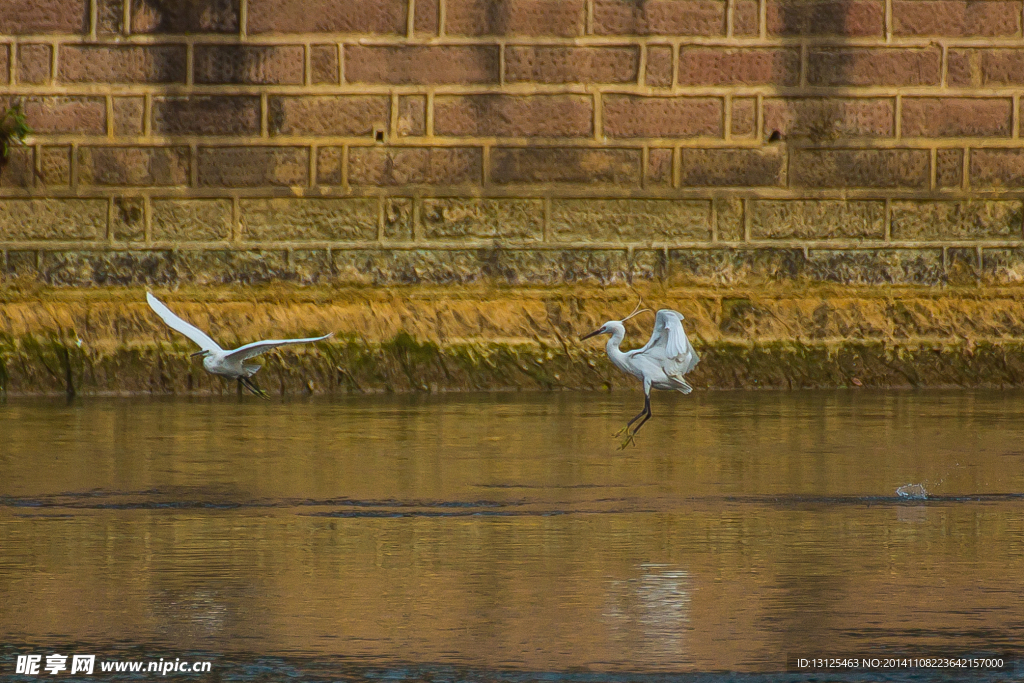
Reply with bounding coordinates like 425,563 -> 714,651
2,391 -> 1023,681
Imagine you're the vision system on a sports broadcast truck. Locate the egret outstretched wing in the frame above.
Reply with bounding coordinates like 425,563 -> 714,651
223,334 -> 334,362
633,309 -> 699,373
147,292 -> 223,353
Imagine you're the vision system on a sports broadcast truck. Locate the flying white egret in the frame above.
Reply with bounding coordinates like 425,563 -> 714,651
581,304 -> 700,448
146,292 -> 332,398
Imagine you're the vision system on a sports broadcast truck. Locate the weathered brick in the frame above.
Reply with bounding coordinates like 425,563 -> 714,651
893,1 -> 1021,36
804,249 -> 944,285
40,146 -> 70,186
791,149 -> 930,188
603,96 -> 721,139
946,49 -> 977,87
111,197 -> 145,242
311,45 -> 339,84
17,44 -> 51,84
112,97 -> 145,136
731,98 -> 756,137
982,249 -> 1024,282
766,1 -> 884,36
937,149 -> 964,188
420,198 -> 544,240
153,96 -> 260,136
764,98 -> 894,139
0,199 -> 105,241
679,148 -> 786,187
892,200 -> 1023,240
0,47 -> 7,85
398,96 -> 425,137
551,198 -> 711,242
97,0 -> 125,34
131,0 -> 239,32
668,248 -> 808,284
22,97 -> 106,135
434,95 -> 592,137
248,0 -> 406,33
0,147 -> 34,188
269,96 -> 389,136
807,47 -> 941,87
349,147 -> 481,185
678,48 -> 800,86
316,147 -> 345,185
490,148 -> 641,185
970,149 -> 1024,188
752,200 -> 885,240
645,45 -> 673,87
241,198 -> 378,241
505,46 -> 639,84
152,199 -> 232,241
0,0 -> 88,33
197,147 -> 309,187
593,0 -> 726,35
716,197 -> 745,240
58,45 -> 186,84
383,199 -> 412,240
733,0 -> 760,34
446,0 -> 585,36
194,45 -> 304,85
954,49 -> 1024,86
415,0 -> 439,34
346,45 -> 498,84
78,147 -> 190,187
648,148 -> 673,185
901,98 -> 1011,137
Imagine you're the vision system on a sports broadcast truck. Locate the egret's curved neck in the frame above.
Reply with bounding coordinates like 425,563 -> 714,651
604,324 -> 630,373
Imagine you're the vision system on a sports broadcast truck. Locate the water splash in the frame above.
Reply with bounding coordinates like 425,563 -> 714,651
896,483 -> 928,500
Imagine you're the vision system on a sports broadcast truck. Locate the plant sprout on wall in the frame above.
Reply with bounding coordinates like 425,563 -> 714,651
0,103 -> 31,162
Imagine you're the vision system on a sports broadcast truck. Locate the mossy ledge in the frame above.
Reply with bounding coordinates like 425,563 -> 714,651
3,282 -> 1024,396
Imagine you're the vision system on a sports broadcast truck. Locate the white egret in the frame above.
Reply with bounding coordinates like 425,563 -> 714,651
146,292 -> 332,398
581,304 -> 700,448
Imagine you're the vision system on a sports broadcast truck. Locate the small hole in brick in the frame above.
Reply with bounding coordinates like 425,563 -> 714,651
767,130 -> 782,143
374,128 -> 385,143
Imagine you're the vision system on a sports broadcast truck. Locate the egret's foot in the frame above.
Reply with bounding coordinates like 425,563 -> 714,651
241,377 -> 271,399
612,424 -> 632,438
617,431 -> 638,450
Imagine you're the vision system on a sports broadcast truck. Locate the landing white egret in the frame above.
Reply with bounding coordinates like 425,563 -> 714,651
581,304 -> 700,448
146,292 -> 332,398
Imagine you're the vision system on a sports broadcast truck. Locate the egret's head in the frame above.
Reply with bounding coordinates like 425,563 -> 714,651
580,322 -> 616,341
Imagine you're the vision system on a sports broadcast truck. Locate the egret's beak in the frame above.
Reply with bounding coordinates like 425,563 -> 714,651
580,328 -> 603,341
190,350 -> 207,358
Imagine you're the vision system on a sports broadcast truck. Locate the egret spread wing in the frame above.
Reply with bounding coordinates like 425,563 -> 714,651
147,292 -> 223,353
632,309 -> 699,374
223,333 -> 333,362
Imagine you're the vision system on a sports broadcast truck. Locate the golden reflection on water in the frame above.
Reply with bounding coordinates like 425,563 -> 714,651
2,391 -> 1024,673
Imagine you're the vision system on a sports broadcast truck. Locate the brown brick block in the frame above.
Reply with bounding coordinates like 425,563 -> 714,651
97,0 -> 125,34
382,198 -> 413,240
964,49 -> 1024,86
194,45 -> 304,85
22,97 -> 106,134
731,98 -> 756,137
752,200 -> 885,239
153,96 -> 260,136
17,44 -> 52,84
936,149 -> 964,188
421,198 -> 544,240
434,94 -> 593,137
198,147 -> 309,187
349,147 -> 482,185
791,149 -> 930,188
241,198 -> 378,241
153,199 -> 233,241
603,96 -> 722,138
766,1 -> 884,36
505,46 -> 639,83
247,0 -> 407,33
398,97 -> 425,137
715,198 -> 744,240
316,147 -> 344,184
0,199 -> 106,240
311,45 -> 339,84
901,98 -> 1011,137
0,148 -> 34,187
946,49 -> 976,87
346,45 -> 498,84
446,0 -> 586,36
415,0 -> 439,34
646,45 -> 673,87
58,45 -> 186,84
0,47 -> 7,85
648,148 -> 673,185
678,48 -> 800,86
733,0 -> 760,34
593,0 -> 726,35
970,149 -> 1024,188
131,0 -> 240,33
764,98 -> 894,139
269,96 -> 389,136
78,147 -> 190,186
39,146 -> 70,186
892,200 -> 1023,240
551,198 -> 711,242
893,1 -> 1021,36
0,0 -> 88,33
113,97 -> 145,136
490,147 -> 641,185
111,197 -> 145,242
807,47 -> 941,87
680,148 -> 785,186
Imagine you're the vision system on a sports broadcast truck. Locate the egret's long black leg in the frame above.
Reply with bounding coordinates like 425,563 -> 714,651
240,376 -> 270,399
631,394 -> 653,435
613,403 -> 649,437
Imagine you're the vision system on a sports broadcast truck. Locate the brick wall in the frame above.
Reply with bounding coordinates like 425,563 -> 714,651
3,0 -> 1024,287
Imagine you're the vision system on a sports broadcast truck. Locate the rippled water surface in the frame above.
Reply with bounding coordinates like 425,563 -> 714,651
3,391 -> 1024,681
